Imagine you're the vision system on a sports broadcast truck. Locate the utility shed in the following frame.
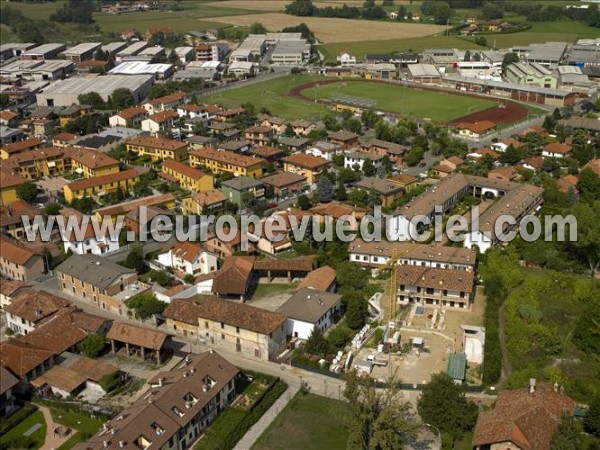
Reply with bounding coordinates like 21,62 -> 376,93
447,352 -> 467,385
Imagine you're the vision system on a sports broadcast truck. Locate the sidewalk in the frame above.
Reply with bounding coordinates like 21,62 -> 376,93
38,405 -> 72,450
233,385 -> 300,450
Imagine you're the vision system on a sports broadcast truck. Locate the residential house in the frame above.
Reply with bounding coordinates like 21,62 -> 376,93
247,146 -> 284,164
310,202 -> 368,230
58,105 -> 91,127
294,266 -> 336,293
69,147 -> 120,178
288,119 -> 316,136
0,235 -> 45,281
95,193 -> 176,224
75,351 -> 240,450
108,107 -> 149,128
189,147 -> 264,178
260,172 -> 307,198
141,110 -> 179,135
56,253 -> 143,315
161,159 -> 213,192
328,130 -> 359,149
0,111 -> 18,127
395,265 -> 475,309
542,142 -> 572,158
360,139 -> 406,163
344,151 -> 383,171
125,136 -> 188,162
467,148 -> 500,162
60,218 -> 120,256
143,91 -> 186,115
204,229 -> 250,258
348,238 -> 477,271
523,156 -> 544,172
472,384 -> 575,450
247,210 -> 311,255
220,177 -> 264,209
0,340 -> 55,382
354,177 -> 404,207
305,141 -> 341,161
182,189 -> 228,215
431,156 -> 465,178
0,169 -> 27,206
244,125 -> 273,146
277,288 -> 341,340
217,139 -> 251,153
63,169 -> 140,202
0,279 -> 31,308
259,116 -> 287,134
490,138 -> 525,153
52,132 -> 77,148
4,290 -> 71,335
388,173 -> 419,191
156,242 -> 218,277
163,298 -> 287,361
277,136 -> 310,152
211,256 -> 255,301
281,153 -> 331,184
0,200 -> 40,239
456,120 -> 496,140
0,137 -> 43,159
488,166 -> 520,182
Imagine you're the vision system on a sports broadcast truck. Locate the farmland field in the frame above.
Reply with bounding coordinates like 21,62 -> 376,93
299,80 -> 497,122
203,13 -> 447,43
94,11 -> 231,34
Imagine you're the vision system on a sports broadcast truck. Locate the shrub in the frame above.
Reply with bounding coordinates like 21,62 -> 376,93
0,404 -> 38,435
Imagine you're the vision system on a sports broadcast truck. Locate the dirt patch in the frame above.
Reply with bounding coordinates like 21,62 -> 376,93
204,13 -> 446,43
289,78 -> 528,124
447,100 -> 528,126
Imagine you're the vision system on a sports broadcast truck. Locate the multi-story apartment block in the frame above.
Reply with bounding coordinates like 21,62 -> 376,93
63,168 -> 140,202
395,265 -> 475,310
189,147 -> 264,178
76,351 -> 240,450
244,125 -> 273,147
281,153 -> 331,184
125,136 -> 188,162
161,159 -> 213,192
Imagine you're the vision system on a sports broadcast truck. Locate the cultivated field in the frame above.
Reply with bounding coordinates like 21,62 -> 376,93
203,13 -> 446,43
206,0 -> 406,10
298,80 -> 498,123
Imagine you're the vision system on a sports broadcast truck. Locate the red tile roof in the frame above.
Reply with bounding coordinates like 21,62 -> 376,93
162,159 -> 208,181
66,168 -> 139,192
0,340 -> 55,378
457,120 -> 496,133
117,107 -> 148,120
0,235 -> 40,265
106,322 -> 170,351
148,91 -> 186,106
126,135 -> 187,151
148,110 -> 179,123
282,153 -> 330,170
1,137 -> 43,155
190,147 -> 265,168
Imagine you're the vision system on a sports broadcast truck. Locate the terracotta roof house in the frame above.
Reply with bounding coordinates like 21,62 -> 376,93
281,153 -> 331,184
328,130 -> 359,149
0,365 -> 19,417
0,235 -> 45,282
211,256 -> 255,301
294,266 -> 336,292
260,171 -> 307,198
472,383 -> 576,450
0,340 -> 55,381
182,189 -> 228,215
457,120 -> 496,139
4,290 -> 71,334
583,158 -> 600,176
542,142 -> 572,159
488,166 -> 521,182
163,298 -> 287,361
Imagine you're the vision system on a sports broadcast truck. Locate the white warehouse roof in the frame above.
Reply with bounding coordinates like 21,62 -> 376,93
109,61 -> 172,75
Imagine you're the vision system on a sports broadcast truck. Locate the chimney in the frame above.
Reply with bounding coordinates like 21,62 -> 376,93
158,377 -> 163,387
103,441 -> 109,449
529,378 -> 536,395
119,442 -> 125,449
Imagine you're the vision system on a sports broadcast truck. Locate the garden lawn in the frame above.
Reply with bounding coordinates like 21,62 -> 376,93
252,391 -> 350,450
52,408 -> 104,450
252,283 -> 297,299
0,410 -> 47,450
301,81 -> 496,122
203,75 -> 329,120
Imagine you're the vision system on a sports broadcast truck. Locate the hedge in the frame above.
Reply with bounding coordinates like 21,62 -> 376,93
196,378 -> 288,450
0,404 -> 38,436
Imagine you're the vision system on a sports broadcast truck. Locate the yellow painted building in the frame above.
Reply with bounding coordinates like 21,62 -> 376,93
95,193 -> 177,224
0,170 -> 26,206
69,148 -> 120,178
125,136 -> 188,162
64,169 -> 140,202
160,158 -> 213,192
188,147 -> 264,178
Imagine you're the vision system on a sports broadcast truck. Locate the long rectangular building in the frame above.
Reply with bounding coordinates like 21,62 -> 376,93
189,147 -> 264,178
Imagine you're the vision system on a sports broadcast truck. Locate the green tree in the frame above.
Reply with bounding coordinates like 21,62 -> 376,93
337,182 -> 348,201
183,274 -> 196,284
249,22 -> 267,34
70,197 -> 94,214
585,396 -> 600,436
344,371 -> 418,449
574,295 -> 600,354
551,414 -> 583,450
345,295 -> 367,330
502,52 -> 520,71
124,243 -> 145,272
125,292 -> 167,320
578,169 -> 600,203
304,326 -> 329,356
297,194 -> 311,210
78,92 -> 106,109
361,110 -> 379,128
317,175 -> 334,203
44,202 -> 62,215
362,159 -> 376,176
16,181 -> 38,202
337,261 -> 368,290
0,94 -> 10,108
570,201 -> 600,276
76,334 -> 106,358
417,372 -> 478,442
100,371 -> 124,392
110,88 -> 134,110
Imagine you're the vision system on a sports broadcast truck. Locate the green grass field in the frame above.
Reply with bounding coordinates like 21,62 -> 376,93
203,75 -> 330,120
52,408 -> 104,450
252,391 -> 350,450
94,11 -> 231,34
0,0 -> 65,19
301,80 -> 496,122
0,410 -> 47,450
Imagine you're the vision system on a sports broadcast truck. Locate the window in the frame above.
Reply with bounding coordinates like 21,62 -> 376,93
236,326 -> 240,333
205,321 -> 209,328
220,322 -> 224,329
221,333 -> 225,340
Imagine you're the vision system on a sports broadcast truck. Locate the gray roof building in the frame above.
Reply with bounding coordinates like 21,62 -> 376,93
277,288 -> 341,324
56,254 -> 135,290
